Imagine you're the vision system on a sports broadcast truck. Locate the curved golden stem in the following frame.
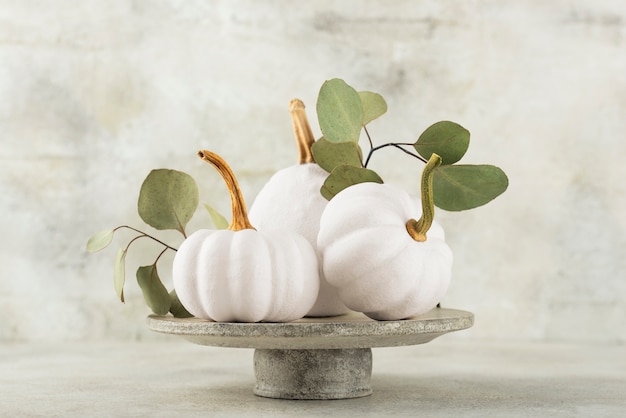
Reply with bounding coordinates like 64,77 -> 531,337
197,150 -> 255,231
406,153 -> 442,242
289,99 -> 316,164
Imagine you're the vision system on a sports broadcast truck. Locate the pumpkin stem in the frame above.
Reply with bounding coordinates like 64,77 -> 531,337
289,99 -> 316,164
406,153 -> 442,242
197,150 -> 255,231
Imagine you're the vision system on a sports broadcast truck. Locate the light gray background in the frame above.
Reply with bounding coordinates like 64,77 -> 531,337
1,1 -> 624,343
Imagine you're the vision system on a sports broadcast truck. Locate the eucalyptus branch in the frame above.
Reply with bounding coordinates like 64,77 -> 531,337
364,143 -> 428,168
114,225 -> 178,252
153,246 -> 170,265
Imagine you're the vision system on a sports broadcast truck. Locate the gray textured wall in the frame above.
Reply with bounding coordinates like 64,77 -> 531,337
1,1 -> 625,342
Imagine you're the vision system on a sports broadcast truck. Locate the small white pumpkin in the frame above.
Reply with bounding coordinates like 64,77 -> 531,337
317,155 -> 452,320
173,150 -> 320,323
248,99 -> 349,317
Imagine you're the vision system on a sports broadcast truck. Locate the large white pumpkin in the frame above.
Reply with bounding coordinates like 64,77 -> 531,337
317,182 -> 452,320
248,99 -> 348,317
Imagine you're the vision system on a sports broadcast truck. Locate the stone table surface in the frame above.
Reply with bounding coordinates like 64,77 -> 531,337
1,338 -> 624,417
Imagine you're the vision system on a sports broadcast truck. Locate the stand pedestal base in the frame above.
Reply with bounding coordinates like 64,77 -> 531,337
253,348 -> 372,399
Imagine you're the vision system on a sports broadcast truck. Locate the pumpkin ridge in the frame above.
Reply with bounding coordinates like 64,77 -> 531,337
265,234 -> 289,321
230,231 -> 270,322
322,224 -> 409,287
201,231 -> 233,321
174,230 -> 215,320
348,238 -> 419,311
364,255 -> 426,320
367,239 -> 451,320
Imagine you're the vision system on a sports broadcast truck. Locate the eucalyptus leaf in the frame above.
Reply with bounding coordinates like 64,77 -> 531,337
169,289 -> 193,318
359,91 -> 387,125
415,121 -> 470,165
316,78 -> 363,143
433,165 -> 509,211
320,165 -> 384,200
114,248 -> 127,303
311,137 -> 363,173
138,169 -> 199,236
86,229 -> 114,253
136,265 -> 171,315
204,204 -> 229,229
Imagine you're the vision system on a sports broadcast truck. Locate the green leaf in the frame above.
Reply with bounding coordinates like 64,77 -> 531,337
136,265 -> 171,315
316,78 -> 363,143
86,229 -> 114,253
114,248 -> 127,303
359,91 -> 387,125
311,137 -> 363,173
320,165 -> 384,200
169,289 -> 193,318
433,165 -> 509,211
415,121 -> 470,165
204,204 -> 229,229
138,169 -> 199,235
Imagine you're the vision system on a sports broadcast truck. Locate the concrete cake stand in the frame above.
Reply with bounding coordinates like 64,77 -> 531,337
147,307 -> 473,400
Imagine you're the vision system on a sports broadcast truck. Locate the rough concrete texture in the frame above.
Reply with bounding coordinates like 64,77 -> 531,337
146,308 -> 473,349
1,1 -> 626,344
1,340 -> 624,417
253,348 -> 372,399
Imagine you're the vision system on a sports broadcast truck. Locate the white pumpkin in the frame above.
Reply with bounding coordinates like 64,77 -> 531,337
173,150 -> 320,323
248,99 -> 349,317
317,155 -> 452,320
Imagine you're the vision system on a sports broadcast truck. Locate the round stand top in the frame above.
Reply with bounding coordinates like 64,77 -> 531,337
147,308 -> 473,349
